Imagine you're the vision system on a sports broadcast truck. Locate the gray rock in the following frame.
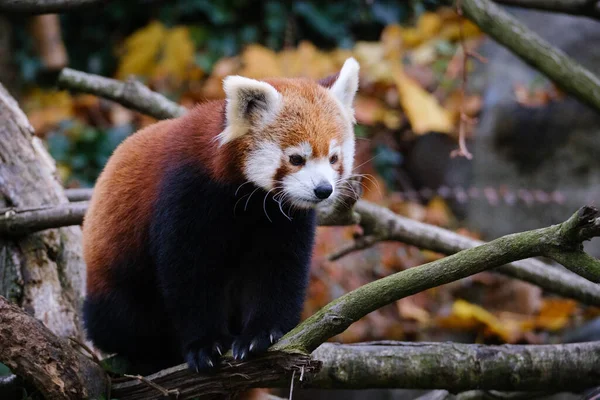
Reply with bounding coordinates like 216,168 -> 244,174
467,7 -> 600,257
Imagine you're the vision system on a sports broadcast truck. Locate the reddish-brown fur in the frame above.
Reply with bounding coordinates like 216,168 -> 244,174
83,77 -> 346,295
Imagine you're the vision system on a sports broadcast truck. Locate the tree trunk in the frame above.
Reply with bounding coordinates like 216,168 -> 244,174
0,83 -> 85,339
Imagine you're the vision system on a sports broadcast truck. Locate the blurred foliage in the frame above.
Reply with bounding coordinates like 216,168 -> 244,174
14,0 -> 443,83
16,1 -> 598,348
0,362 -> 10,376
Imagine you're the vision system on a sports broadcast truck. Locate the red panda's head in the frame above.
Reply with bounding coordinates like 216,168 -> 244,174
217,58 -> 359,210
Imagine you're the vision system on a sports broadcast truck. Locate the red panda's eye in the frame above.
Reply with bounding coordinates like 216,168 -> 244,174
330,154 -> 339,165
289,154 -> 305,166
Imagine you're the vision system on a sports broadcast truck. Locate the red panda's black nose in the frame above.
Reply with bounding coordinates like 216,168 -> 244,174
314,183 -> 333,200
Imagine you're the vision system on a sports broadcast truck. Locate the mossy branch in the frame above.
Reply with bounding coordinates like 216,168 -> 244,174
459,0 -> 600,113
273,206 -> 600,353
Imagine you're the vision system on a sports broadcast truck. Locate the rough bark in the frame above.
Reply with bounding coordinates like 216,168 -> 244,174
459,0 -> 600,113
494,0 -> 600,19
309,341 -> 600,391
109,341 -> 600,399
111,351 -> 319,400
272,206 -> 600,353
0,83 -> 85,338
0,202 -> 88,236
0,296 -> 107,400
0,0 -> 106,14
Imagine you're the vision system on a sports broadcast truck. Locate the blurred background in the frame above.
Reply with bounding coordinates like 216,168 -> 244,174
2,0 -> 600,396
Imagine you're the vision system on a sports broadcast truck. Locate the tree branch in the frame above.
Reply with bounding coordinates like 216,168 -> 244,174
493,0 -> 600,19
459,0 -> 600,113
309,341 -> 600,392
4,192 -> 600,307
111,352 -> 319,400
108,341 -> 600,399
57,68 -> 186,120
0,0 -> 106,14
0,202 -> 88,237
0,296 -> 107,400
336,200 -> 600,306
272,206 -> 600,353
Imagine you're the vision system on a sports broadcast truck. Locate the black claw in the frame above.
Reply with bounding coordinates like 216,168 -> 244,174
232,328 -> 281,361
185,337 -> 232,372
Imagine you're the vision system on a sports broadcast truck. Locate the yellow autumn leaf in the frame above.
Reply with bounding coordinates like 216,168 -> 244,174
239,44 -> 282,79
452,299 -> 515,342
116,21 -> 166,79
353,42 -> 393,83
535,299 -> 578,331
154,26 -> 194,83
24,89 -> 74,133
418,12 -> 443,39
439,20 -> 481,41
380,24 -> 404,59
392,63 -> 454,134
401,27 -> 423,48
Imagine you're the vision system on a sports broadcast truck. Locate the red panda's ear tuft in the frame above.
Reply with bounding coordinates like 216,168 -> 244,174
322,58 -> 360,113
217,76 -> 282,146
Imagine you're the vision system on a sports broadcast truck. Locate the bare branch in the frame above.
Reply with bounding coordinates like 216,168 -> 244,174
493,0 -> 600,19
272,206 -> 600,353
0,296 -> 107,400
57,68 -> 186,120
109,341 -> 600,399
111,352 -> 319,400
459,0 -> 600,113
309,341 -> 600,392
0,0 -> 107,14
347,200 -> 600,306
0,202 -> 88,237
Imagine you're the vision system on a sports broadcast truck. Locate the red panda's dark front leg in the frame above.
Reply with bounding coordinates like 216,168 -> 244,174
151,167 -> 238,371
154,238 -> 232,371
232,211 -> 317,360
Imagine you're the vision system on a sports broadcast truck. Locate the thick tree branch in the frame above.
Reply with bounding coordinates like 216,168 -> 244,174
493,0 -> 600,19
273,206 -> 600,353
459,0 -> 600,113
111,352 -> 319,400
57,68 -> 186,120
0,202 -> 88,237
0,296 -> 107,400
309,341 -> 600,391
0,0 -> 107,14
4,192 -> 600,306
109,341 -> 600,399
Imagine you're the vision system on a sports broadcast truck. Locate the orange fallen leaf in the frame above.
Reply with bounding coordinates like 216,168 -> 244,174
392,63 -> 454,134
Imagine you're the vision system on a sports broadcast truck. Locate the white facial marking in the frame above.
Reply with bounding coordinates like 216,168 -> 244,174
244,141 -> 282,190
329,139 -> 341,159
282,157 -> 339,207
285,141 -> 312,158
341,133 -> 355,179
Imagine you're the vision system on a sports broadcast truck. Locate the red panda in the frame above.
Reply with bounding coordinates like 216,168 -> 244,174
82,58 -> 360,373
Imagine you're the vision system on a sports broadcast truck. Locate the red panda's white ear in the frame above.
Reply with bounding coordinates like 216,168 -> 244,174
329,58 -> 360,113
218,76 -> 282,146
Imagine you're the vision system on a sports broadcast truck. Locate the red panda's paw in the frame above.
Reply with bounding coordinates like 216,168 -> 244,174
232,328 -> 283,361
184,339 -> 230,372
